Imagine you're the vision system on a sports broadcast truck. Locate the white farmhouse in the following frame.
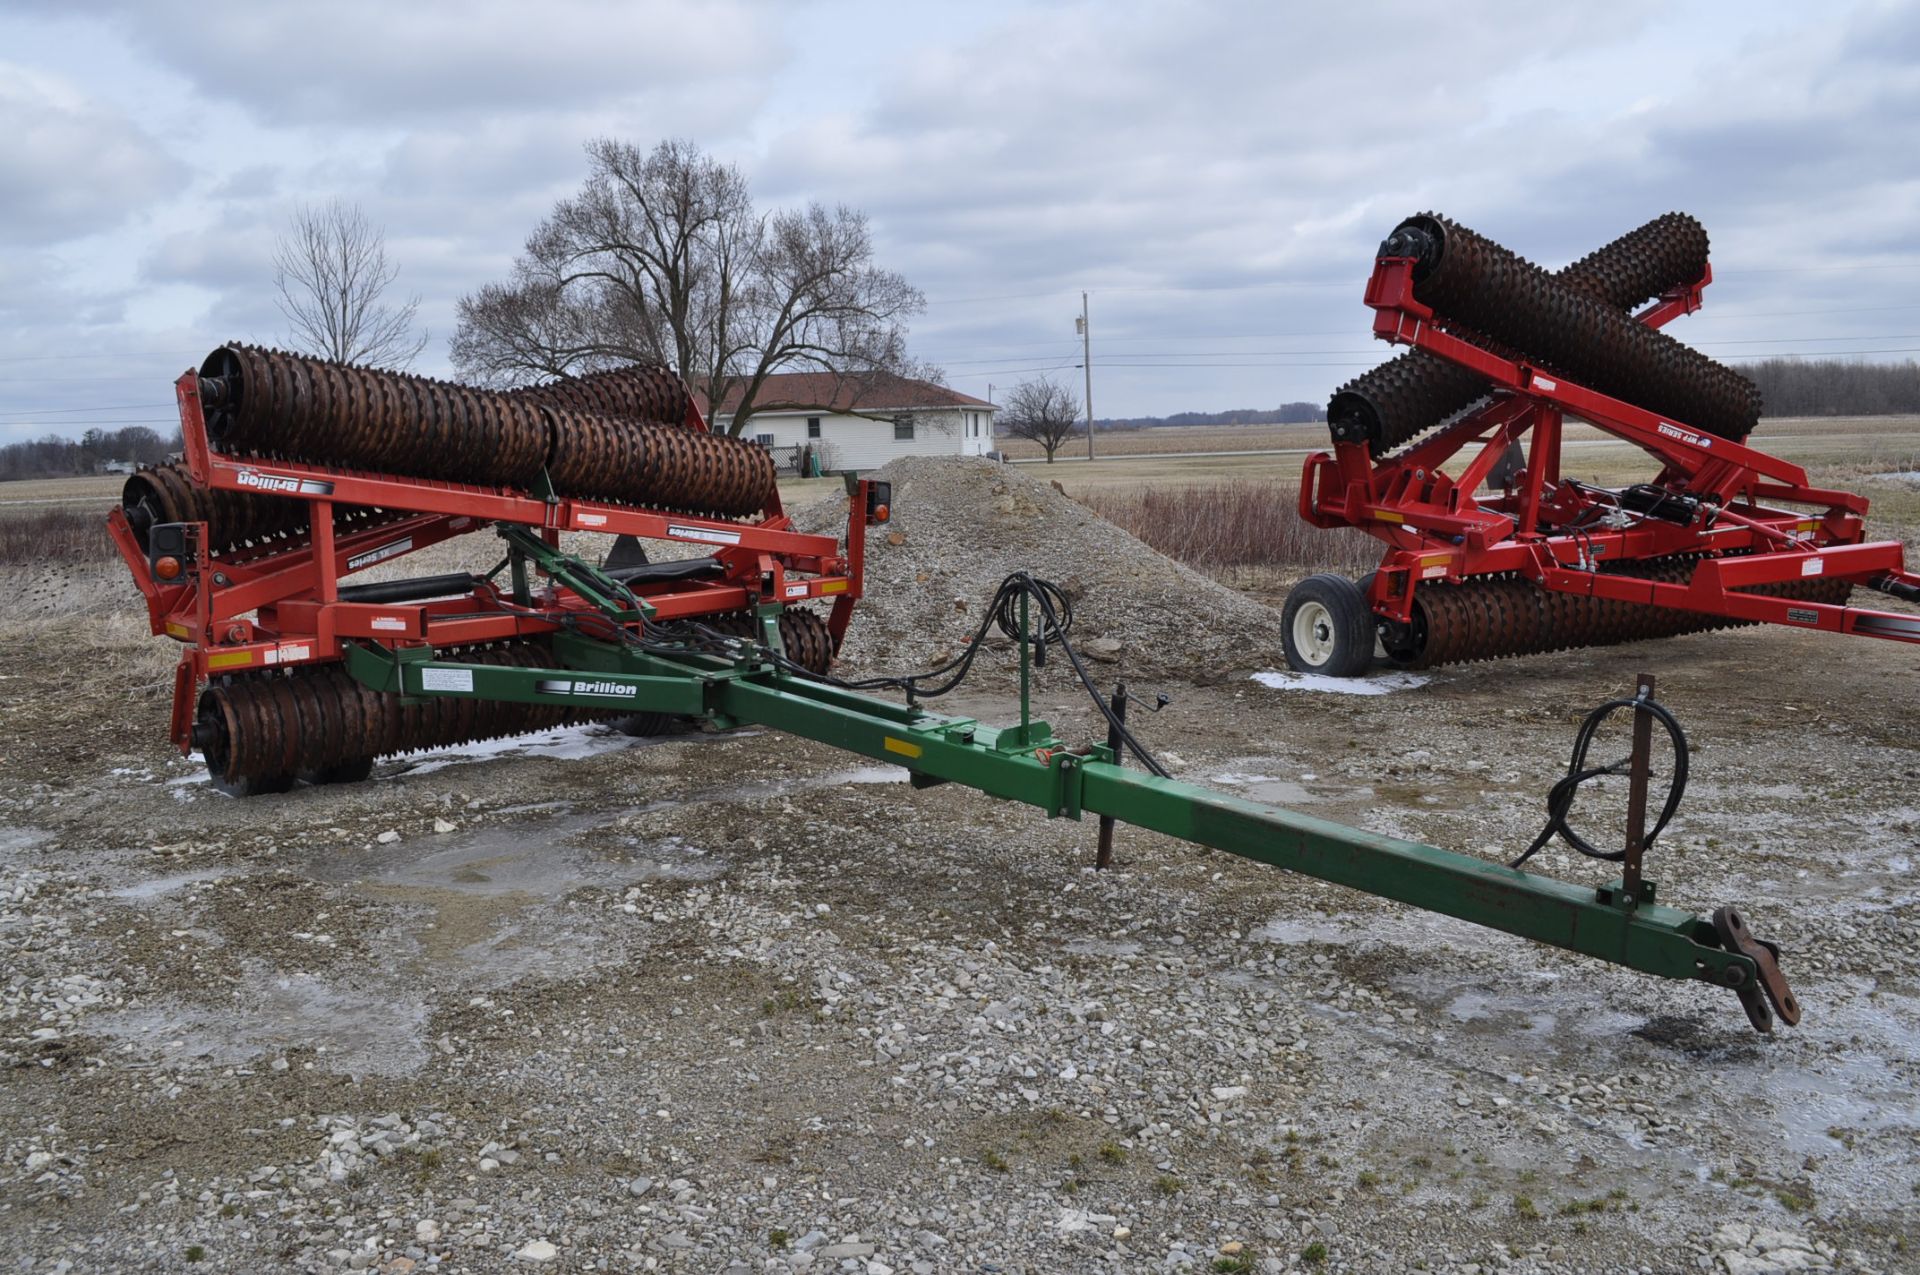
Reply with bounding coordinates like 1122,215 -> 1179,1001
702,372 -> 996,473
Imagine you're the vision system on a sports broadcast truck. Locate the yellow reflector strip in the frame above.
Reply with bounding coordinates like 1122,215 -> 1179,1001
1420,553 -> 1451,567
819,579 -> 848,594
883,736 -> 923,759
1798,520 -> 1820,532
165,622 -> 190,639
1374,510 -> 1406,524
207,651 -> 253,670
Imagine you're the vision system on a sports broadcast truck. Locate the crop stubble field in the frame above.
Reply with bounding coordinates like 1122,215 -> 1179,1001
0,421 -> 1916,1274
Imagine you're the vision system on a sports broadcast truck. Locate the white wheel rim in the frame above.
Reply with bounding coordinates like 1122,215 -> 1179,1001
1292,600 -> 1338,667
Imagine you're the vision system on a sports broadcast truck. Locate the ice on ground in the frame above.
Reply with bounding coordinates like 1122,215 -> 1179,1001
398,724 -> 757,777
824,765 -> 912,785
1251,669 -> 1431,695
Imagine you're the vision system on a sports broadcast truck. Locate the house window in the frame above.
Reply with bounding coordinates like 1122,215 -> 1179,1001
807,417 -> 822,439
754,433 -> 775,448
893,415 -> 915,441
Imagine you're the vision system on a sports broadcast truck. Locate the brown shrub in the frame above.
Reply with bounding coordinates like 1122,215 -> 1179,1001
0,507 -> 114,564
1080,481 -> 1378,577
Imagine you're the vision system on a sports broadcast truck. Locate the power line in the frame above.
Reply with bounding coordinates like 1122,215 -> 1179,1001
929,333 -> 1920,366
0,351 -> 186,364
0,403 -> 174,419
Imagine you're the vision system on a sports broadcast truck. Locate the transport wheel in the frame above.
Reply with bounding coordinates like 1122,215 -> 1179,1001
1281,574 -> 1376,677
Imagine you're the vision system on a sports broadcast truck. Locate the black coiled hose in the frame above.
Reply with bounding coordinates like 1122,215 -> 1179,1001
1510,689 -> 1689,869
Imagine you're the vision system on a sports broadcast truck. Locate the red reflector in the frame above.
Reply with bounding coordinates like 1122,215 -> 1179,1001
872,503 -> 890,523
154,555 -> 183,581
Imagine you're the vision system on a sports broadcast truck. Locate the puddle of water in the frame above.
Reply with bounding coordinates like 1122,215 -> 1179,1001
0,827 -> 53,861
1064,937 -> 1144,957
453,918 -> 617,982
309,810 -> 720,898
1382,959 -> 1920,1189
494,800 -> 576,817
106,866 -> 237,902
1210,769 -> 1377,808
1251,670 -> 1431,696
1253,907 -> 1508,955
1253,914 -> 1371,946
91,968 -> 428,1077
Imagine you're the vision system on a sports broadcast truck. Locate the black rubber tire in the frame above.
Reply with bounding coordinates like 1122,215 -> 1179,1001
1281,574 -> 1376,677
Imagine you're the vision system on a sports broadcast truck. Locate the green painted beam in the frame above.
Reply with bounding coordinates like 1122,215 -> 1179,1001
1077,766 -> 1742,985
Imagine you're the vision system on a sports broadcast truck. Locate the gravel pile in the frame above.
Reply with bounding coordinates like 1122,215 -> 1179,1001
795,457 -> 1286,683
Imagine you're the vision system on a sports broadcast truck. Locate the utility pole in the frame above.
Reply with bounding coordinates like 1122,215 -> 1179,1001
1076,292 -> 1095,460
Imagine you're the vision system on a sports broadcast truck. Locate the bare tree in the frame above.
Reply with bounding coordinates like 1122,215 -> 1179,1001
451,138 -> 931,437
274,199 -> 427,369
1000,378 -> 1082,463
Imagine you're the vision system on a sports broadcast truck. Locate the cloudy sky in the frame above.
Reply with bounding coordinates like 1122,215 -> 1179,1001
3,0 -> 1918,444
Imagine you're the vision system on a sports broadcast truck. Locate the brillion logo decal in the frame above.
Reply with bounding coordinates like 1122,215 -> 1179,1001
236,469 -> 335,496
534,678 -> 638,698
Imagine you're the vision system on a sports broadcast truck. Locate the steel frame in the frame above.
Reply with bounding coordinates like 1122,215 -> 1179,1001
1300,256 -> 1920,643
110,371 -> 869,754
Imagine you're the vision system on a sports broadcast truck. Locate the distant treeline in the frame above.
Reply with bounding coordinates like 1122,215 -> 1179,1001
1744,358 -> 1920,417
1097,402 -> 1325,430
0,426 -> 180,482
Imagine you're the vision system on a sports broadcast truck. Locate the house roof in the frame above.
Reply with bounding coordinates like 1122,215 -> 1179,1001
700,372 -> 991,416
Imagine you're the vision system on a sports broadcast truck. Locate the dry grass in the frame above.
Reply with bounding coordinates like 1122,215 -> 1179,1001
1081,480 -> 1378,577
0,506 -> 115,564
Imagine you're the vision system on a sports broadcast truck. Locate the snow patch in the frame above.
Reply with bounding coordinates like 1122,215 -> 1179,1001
400,725 -> 647,776
1250,670 -> 1430,695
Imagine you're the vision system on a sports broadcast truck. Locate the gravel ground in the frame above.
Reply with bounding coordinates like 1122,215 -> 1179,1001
1,460 -> 1917,1275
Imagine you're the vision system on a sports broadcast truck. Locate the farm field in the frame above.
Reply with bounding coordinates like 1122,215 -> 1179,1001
993,415 -> 1920,496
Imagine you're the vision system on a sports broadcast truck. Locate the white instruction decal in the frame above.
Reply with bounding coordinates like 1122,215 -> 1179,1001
669,525 -> 742,546
421,667 -> 473,693
784,582 -> 809,598
347,536 -> 413,571
370,616 -> 407,632
1801,558 -> 1825,576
